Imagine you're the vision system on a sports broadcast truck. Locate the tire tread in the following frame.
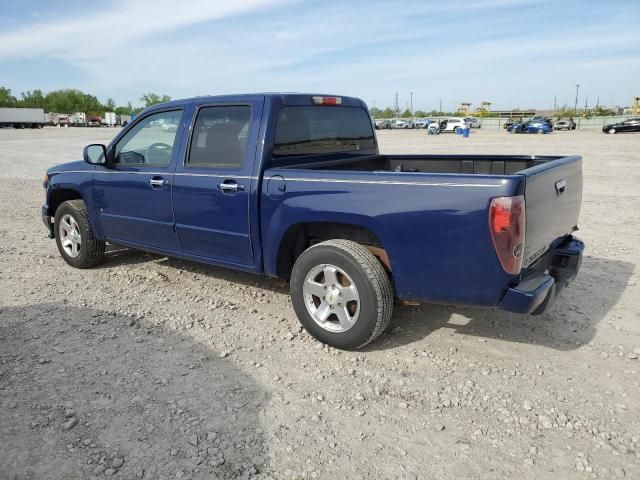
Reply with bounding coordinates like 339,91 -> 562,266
304,239 -> 393,349
56,199 -> 105,268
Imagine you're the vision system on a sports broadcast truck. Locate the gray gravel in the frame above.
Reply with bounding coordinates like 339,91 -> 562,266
0,127 -> 639,479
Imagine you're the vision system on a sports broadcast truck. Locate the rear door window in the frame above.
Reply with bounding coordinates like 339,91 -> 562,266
273,106 -> 375,158
187,106 -> 251,169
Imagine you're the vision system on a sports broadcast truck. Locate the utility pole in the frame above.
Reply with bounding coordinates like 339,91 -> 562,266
410,92 -> 414,114
394,92 -> 399,114
439,98 -> 442,113
584,96 -> 588,113
574,84 -> 580,115
553,95 -> 557,112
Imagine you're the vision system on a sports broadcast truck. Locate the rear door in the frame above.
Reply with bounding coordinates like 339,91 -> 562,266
521,156 -> 582,266
172,99 -> 264,267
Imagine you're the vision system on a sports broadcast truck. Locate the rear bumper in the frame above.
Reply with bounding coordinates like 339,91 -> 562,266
499,236 -> 584,314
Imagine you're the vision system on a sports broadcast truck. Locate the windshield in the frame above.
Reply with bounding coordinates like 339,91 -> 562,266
273,106 -> 375,158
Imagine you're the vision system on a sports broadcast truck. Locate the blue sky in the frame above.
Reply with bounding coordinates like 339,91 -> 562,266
0,0 -> 638,111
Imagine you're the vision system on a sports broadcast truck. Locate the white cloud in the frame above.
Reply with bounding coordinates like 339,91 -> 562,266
0,0 -> 637,109
0,0 -> 288,59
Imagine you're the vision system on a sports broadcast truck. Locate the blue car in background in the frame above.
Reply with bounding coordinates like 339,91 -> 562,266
509,120 -> 552,134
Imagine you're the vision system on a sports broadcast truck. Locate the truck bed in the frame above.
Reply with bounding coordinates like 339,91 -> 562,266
280,153 -> 563,175
269,153 -> 582,279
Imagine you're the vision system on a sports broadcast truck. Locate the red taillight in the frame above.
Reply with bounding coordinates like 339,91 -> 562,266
489,195 -> 525,274
312,96 -> 342,105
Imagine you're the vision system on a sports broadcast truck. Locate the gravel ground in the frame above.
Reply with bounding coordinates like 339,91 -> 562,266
1,127 -> 639,479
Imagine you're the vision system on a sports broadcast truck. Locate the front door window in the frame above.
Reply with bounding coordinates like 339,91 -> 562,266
114,110 -> 183,167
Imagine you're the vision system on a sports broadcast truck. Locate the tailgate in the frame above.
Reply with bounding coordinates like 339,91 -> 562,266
522,156 -> 582,266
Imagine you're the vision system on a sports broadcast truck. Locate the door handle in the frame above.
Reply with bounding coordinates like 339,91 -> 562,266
149,177 -> 168,188
217,182 -> 245,193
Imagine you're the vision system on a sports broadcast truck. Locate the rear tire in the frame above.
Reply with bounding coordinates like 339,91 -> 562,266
54,200 -> 105,268
290,240 -> 393,350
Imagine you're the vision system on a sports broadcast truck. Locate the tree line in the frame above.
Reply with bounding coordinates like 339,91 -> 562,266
0,86 -> 171,116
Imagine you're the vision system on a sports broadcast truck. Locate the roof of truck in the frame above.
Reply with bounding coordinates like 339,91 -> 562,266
146,93 -> 368,111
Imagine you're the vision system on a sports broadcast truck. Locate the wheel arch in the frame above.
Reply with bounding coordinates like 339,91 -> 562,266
274,221 -> 390,280
48,187 -> 84,217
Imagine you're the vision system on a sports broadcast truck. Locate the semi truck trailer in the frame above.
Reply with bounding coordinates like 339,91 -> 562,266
0,108 -> 44,129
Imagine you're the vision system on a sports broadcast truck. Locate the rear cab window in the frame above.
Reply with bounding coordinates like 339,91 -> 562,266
273,106 -> 375,161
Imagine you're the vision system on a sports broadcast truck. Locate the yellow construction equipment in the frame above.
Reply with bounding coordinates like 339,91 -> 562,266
633,97 -> 639,115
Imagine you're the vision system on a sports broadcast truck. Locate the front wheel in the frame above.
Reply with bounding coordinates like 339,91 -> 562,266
608,128 -> 616,134
54,200 -> 105,268
290,240 -> 393,350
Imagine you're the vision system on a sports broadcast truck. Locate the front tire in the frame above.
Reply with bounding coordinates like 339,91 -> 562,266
54,200 -> 105,268
290,240 -> 393,350
609,128 -> 616,134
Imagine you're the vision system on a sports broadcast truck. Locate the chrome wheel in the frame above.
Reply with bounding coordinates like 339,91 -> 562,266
303,264 -> 360,333
59,214 -> 81,258
609,128 -> 616,134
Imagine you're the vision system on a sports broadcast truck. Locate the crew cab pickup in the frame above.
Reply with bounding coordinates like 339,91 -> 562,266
42,94 -> 584,350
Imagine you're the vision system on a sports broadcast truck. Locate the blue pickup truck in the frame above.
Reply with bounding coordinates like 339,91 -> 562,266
42,94 -> 584,349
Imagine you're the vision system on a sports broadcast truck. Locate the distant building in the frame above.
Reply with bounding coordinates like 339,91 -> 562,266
457,102 -> 472,114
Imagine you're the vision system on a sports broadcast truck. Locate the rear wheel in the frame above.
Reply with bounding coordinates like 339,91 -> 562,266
537,128 -> 544,134
54,200 -> 105,268
290,240 -> 393,350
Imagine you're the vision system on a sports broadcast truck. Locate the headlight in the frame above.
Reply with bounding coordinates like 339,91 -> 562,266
42,172 -> 49,188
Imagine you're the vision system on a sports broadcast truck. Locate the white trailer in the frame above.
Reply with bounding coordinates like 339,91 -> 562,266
103,112 -> 117,127
70,112 -> 87,127
0,108 -> 45,129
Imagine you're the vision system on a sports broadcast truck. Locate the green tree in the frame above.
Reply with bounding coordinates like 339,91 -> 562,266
0,87 -> 17,107
20,90 -> 45,108
44,89 -> 102,113
413,110 -> 426,118
380,107 -> 395,118
369,107 -> 383,118
400,108 -> 412,118
140,93 -> 171,108
104,98 -> 116,111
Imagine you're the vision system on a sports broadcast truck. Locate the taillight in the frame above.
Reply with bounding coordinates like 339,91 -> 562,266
489,195 -> 525,274
312,96 -> 342,105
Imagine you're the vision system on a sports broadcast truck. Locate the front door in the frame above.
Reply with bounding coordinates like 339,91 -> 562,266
93,109 -> 184,251
172,102 -> 262,267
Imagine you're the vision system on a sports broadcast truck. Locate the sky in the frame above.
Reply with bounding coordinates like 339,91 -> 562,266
0,0 -> 638,111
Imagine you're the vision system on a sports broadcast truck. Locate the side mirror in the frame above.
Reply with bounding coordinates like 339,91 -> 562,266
83,144 -> 107,165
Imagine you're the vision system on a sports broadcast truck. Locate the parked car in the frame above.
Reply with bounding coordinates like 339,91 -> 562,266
509,121 -> 551,134
530,117 -> 553,129
503,116 -> 524,130
429,117 -> 469,133
414,118 -> 431,129
553,118 -> 576,130
42,93 -> 583,350
602,118 -> 640,134
390,119 -> 409,129
375,119 -> 392,130
465,117 -> 481,128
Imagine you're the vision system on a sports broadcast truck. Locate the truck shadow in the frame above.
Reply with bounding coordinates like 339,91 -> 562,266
374,255 -> 635,351
0,303 -> 268,480
96,248 -> 634,352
